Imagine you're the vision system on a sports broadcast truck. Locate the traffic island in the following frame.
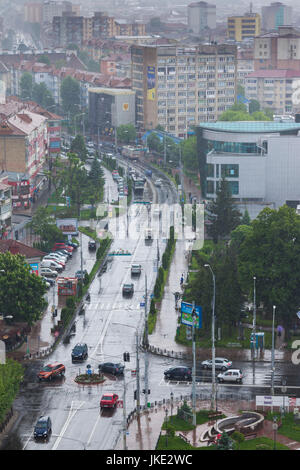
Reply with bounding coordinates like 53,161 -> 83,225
74,373 -> 105,385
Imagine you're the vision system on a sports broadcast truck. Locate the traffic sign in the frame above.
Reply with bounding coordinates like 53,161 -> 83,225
117,400 -> 123,408
140,302 -> 145,307
131,370 -> 136,376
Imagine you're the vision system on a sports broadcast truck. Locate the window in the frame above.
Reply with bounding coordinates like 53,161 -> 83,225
206,180 -> 214,194
221,164 -> 239,178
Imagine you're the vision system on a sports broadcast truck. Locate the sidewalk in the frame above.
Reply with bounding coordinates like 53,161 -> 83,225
148,233 -> 292,362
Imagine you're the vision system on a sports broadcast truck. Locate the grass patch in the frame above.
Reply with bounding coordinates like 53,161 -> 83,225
266,412 -> 300,442
175,322 -> 272,349
156,435 -> 195,450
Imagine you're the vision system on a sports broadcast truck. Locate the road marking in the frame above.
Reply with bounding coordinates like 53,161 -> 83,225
51,400 -> 84,450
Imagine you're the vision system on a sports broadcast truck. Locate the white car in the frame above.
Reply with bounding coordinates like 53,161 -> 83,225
43,255 -> 66,268
40,267 -> 58,278
217,369 -> 243,384
44,253 -> 67,263
154,180 -> 162,187
201,357 -> 232,371
47,252 -> 68,262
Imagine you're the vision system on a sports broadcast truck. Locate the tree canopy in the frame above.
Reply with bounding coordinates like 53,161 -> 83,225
60,76 -> 80,115
207,177 -> 241,243
0,252 -> 47,325
238,205 -> 300,329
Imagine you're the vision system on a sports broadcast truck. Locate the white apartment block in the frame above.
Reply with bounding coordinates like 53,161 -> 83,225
245,69 -> 300,114
187,2 -> 216,34
131,44 -> 237,137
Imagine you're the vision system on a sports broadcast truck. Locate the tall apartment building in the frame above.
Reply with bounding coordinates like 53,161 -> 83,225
254,26 -> 300,70
131,43 -> 237,137
24,2 -> 43,23
227,12 -> 261,42
92,12 -> 117,38
52,13 -> 84,47
43,1 -> 72,23
261,2 -> 292,31
187,2 -> 216,34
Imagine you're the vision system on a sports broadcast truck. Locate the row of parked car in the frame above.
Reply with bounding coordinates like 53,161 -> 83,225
40,241 -> 78,283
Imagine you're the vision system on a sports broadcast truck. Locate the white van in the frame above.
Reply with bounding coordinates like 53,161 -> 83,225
41,260 -> 63,273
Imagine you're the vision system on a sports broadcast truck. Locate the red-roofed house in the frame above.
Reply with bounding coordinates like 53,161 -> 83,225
0,239 -> 46,274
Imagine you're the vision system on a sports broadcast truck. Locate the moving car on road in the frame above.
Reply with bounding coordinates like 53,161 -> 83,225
100,393 -> 119,410
98,363 -> 125,376
131,264 -> 142,276
164,366 -> 192,381
71,343 -> 88,363
88,240 -> 97,251
38,362 -> 65,381
122,283 -> 134,296
201,358 -> 232,371
217,369 -> 243,384
33,416 -> 52,440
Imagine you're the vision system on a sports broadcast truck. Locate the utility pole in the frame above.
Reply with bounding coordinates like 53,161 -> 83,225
144,275 -> 149,410
80,231 -> 83,293
192,301 -> 197,426
252,276 -> 256,360
271,305 -> 276,396
136,331 -> 141,416
204,264 -> 216,411
164,134 -> 166,166
123,371 -> 127,450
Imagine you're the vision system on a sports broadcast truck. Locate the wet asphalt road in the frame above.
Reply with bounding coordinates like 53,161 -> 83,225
11,157 -> 300,450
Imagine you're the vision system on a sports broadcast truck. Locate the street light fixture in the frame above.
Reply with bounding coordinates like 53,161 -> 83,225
271,305 -> 276,396
204,263 -> 216,411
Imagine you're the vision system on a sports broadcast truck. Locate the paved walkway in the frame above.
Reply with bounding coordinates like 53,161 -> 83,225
116,398 -> 300,450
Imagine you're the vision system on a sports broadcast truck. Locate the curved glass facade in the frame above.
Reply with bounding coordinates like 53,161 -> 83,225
208,140 -> 261,154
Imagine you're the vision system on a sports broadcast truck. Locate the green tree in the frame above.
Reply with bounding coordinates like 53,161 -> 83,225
181,136 -> 198,172
60,76 -> 80,115
70,134 -> 87,162
20,72 -> 33,100
37,54 -> 50,65
216,432 -> 234,450
30,207 -> 64,251
241,209 -> 251,225
117,124 -> 137,144
32,82 -> 55,109
0,253 -> 47,324
249,99 -> 260,114
238,205 -> 300,334
207,177 -> 241,243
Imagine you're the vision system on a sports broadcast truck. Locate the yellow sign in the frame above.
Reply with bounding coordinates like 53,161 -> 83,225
123,103 -> 129,111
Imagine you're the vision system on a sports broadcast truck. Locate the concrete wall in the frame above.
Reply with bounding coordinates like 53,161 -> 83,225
0,136 -> 26,173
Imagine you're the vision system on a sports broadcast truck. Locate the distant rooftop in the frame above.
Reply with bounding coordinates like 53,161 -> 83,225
197,121 -> 300,134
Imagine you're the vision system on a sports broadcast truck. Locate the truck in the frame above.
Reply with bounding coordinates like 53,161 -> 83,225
145,228 -> 153,241
145,169 -> 152,178
131,264 -> 142,276
122,145 -> 145,160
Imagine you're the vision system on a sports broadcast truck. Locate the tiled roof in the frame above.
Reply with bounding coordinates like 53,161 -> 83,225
0,239 -> 46,258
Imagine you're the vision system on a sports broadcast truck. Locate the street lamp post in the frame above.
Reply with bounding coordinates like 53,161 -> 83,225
271,305 -> 276,396
192,301 -> 197,426
204,264 -> 216,411
252,276 -> 256,359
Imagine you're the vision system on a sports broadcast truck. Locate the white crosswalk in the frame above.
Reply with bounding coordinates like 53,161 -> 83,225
86,301 -> 142,311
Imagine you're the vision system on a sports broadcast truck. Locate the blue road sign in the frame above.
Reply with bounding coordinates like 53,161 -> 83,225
140,302 -> 145,307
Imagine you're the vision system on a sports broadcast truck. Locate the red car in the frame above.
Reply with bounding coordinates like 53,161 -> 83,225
53,243 -> 74,253
38,362 -> 66,381
100,393 -> 119,409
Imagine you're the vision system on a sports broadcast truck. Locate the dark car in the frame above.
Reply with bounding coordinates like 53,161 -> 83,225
66,241 -> 78,250
122,283 -> 134,296
71,343 -> 88,363
41,276 -> 55,286
33,416 -> 52,440
56,249 -> 72,259
88,240 -> 97,251
98,362 -> 125,376
164,366 -> 192,381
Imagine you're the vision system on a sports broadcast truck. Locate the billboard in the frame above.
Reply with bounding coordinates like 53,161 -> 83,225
181,302 -> 202,329
56,218 -> 78,235
147,66 -> 156,101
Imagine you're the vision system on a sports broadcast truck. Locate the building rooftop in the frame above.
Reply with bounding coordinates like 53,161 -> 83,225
197,121 -> 300,133
0,239 -> 46,259
88,87 -> 135,95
